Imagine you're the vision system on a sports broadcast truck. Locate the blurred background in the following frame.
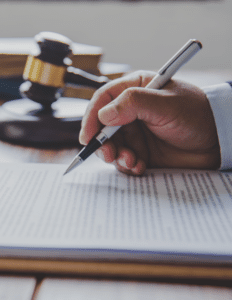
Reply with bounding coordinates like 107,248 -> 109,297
0,0 -> 231,72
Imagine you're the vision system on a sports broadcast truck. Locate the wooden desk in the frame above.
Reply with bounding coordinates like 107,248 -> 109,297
0,140 -> 79,165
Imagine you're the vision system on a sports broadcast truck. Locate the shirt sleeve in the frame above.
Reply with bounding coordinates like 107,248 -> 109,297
203,83 -> 232,170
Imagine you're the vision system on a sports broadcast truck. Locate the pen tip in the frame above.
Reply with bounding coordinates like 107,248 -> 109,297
63,156 -> 83,176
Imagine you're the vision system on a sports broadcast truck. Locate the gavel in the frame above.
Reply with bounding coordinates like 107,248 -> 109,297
20,31 -> 110,111
0,32 -> 120,147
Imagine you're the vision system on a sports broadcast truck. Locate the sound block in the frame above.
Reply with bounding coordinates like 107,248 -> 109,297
0,97 -> 89,147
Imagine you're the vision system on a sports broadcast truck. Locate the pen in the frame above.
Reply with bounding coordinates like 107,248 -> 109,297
64,39 -> 202,175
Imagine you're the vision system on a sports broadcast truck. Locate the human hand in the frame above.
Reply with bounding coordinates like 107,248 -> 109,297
79,71 -> 220,175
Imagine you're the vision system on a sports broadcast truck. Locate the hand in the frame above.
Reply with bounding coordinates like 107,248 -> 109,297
79,71 -> 220,175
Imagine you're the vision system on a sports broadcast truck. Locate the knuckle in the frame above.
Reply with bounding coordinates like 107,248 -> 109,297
128,70 -> 157,86
124,87 -> 142,106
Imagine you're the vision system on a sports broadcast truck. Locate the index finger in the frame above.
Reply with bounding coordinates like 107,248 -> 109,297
79,70 -> 156,145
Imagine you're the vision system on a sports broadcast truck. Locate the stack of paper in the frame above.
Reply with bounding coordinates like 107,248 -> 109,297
0,155 -> 231,280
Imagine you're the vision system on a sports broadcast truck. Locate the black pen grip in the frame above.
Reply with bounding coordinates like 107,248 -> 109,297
78,138 -> 102,161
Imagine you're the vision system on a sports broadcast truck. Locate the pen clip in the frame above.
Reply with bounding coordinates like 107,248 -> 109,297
158,39 -> 202,76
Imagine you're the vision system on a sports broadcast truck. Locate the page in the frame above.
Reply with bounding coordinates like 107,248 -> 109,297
0,276 -> 36,300
36,278 -> 232,300
0,154 -> 232,257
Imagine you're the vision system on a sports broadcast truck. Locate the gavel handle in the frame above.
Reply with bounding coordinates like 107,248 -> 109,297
65,66 -> 110,89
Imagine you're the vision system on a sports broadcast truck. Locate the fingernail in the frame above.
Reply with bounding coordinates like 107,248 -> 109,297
99,103 -> 119,122
95,149 -> 104,160
79,130 -> 84,145
118,158 -> 128,169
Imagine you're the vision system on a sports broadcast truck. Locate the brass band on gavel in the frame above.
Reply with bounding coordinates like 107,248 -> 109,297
23,55 -> 66,88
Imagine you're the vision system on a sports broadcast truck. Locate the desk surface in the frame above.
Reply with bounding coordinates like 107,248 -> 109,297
0,70 -> 232,299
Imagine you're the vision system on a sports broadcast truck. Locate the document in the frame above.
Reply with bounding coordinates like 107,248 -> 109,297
36,278 -> 232,300
0,155 -> 232,271
0,276 -> 36,300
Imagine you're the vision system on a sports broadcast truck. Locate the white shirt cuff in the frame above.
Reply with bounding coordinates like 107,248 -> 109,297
203,83 -> 232,170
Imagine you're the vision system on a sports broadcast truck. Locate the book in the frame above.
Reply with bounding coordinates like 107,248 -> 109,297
0,77 -> 22,101
0,37 -> 103,78
0,154 -> 232,280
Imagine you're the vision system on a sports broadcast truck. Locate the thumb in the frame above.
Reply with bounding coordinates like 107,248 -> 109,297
98,87 -> 166,126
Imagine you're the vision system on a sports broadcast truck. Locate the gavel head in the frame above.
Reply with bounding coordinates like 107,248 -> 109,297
20,31 -> 72,110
